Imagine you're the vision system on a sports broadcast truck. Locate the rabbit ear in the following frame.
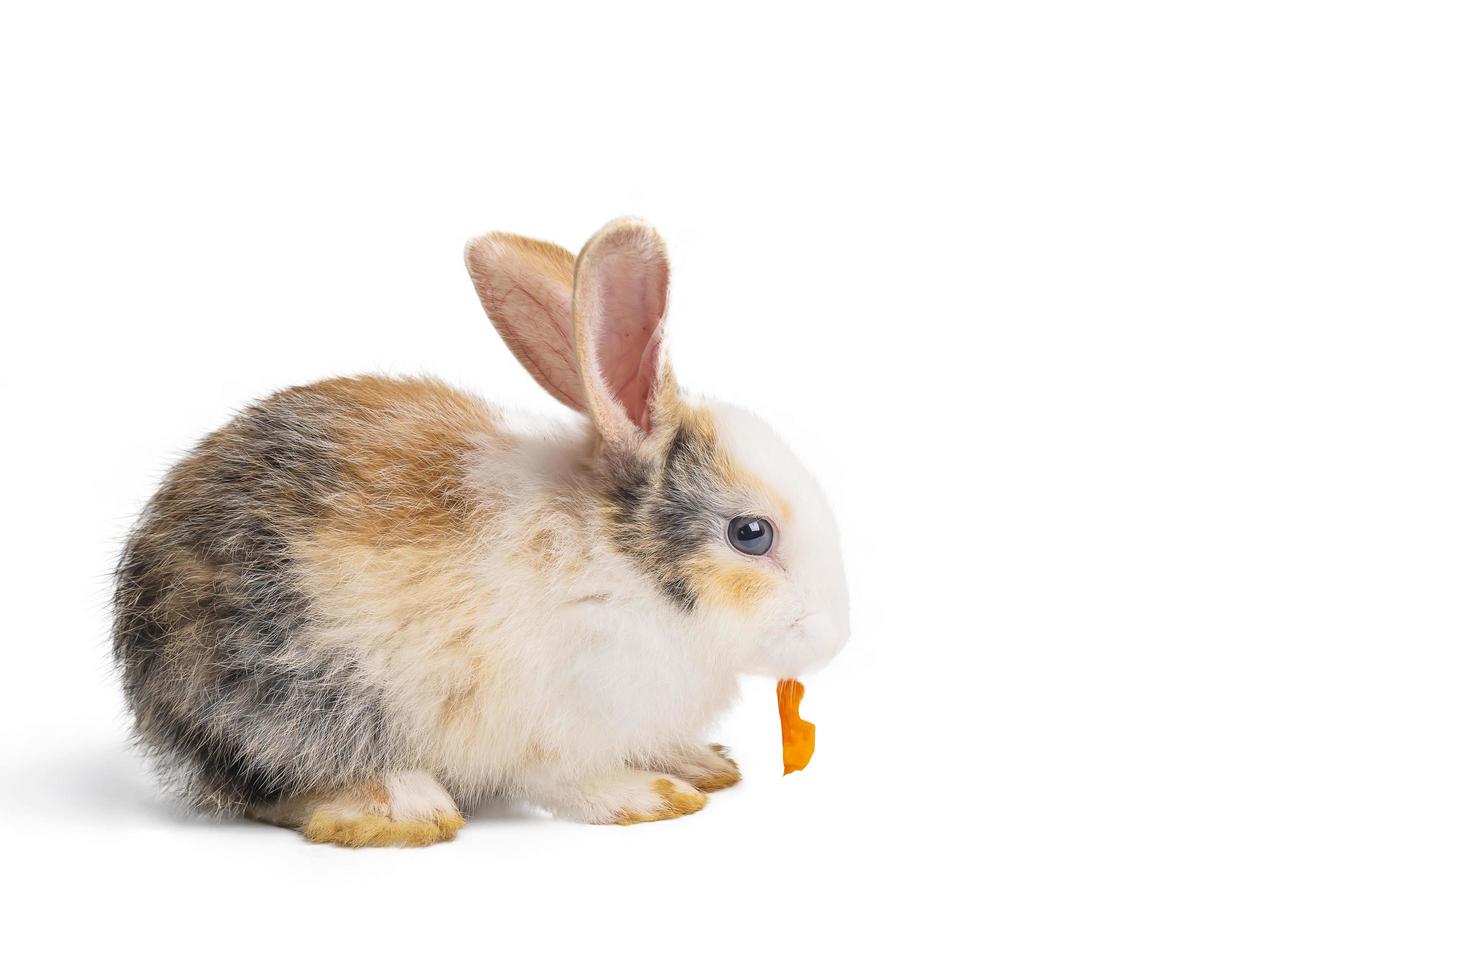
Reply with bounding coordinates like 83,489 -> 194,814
572,218 -> 672,441
464,232 -> 586,413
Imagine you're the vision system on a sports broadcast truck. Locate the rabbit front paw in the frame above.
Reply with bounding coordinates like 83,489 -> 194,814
536,769 -> 708,825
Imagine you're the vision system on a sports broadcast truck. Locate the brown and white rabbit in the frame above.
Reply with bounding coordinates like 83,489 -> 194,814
111,218 -> 850,846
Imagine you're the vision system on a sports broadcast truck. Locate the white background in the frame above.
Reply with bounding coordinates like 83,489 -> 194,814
2,2 -> 1466,976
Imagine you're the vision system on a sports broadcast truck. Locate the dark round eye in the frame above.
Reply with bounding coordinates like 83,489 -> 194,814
727,516 -> 775,556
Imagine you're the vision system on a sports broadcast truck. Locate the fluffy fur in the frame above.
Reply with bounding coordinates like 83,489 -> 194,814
112,218 -> 849,845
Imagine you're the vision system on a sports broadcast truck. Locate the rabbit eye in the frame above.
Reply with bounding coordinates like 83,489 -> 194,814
727,516 -> 775,557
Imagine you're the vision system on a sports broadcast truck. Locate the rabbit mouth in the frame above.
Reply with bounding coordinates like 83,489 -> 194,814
788,614 -> 814,631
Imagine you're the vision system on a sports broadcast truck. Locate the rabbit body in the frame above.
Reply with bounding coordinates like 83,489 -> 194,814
113,220 -> 848,845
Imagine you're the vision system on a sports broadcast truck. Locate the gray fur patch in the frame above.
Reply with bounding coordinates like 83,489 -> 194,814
112,388 -> 401,812
602,422 -> 725,611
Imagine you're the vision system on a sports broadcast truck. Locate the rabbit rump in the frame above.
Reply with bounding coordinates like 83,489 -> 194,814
112,218 -> 850,846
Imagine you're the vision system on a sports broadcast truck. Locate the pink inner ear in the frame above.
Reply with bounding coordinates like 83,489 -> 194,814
595,250 -> 667,432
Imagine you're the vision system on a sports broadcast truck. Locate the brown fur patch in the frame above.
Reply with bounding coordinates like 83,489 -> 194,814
309,376 -> 505,548
686,557 -> 777,612
516,521 -> 587,576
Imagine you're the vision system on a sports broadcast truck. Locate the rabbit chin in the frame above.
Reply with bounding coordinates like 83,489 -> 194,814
741,610 -> 849,679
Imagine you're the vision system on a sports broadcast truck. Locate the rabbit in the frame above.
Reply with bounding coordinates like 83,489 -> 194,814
111,217 -> 850,846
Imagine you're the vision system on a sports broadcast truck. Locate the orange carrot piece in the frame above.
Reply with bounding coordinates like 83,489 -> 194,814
777,678 -> 816,775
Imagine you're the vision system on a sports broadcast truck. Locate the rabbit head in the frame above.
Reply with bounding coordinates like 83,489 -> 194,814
465,218 -> 849,678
